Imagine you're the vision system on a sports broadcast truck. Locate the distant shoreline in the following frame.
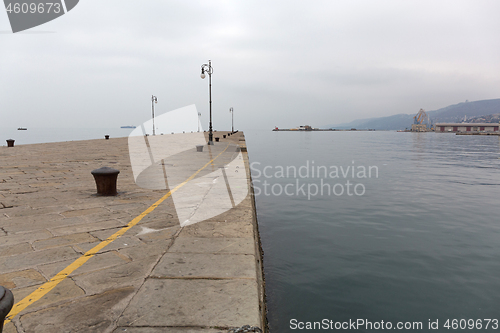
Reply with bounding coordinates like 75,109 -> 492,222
272,128 -> 376,131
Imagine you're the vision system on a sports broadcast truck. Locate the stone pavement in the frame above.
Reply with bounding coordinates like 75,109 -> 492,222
0,131 -> 266,332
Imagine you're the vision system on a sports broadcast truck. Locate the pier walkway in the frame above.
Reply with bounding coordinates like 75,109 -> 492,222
0,132 -> 265,332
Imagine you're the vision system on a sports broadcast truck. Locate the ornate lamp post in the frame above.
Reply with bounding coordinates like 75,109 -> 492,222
200,60 -> 213,145
151,95 -> 158,135
229,107 -> 234,133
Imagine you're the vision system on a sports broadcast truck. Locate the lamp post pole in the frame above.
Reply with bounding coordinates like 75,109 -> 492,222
198,112 -> 201,132
151,95 -> 158,136
200,60 -> 213,145
229,107 -> 234,133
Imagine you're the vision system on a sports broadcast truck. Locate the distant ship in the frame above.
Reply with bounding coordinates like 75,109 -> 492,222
17,127 -> 27,130
121,126 -> 136,129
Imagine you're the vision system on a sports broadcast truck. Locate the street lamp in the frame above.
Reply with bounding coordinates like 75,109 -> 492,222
151,95 -> 158,136
229,107 -> 234,133
200,60 -> 213,145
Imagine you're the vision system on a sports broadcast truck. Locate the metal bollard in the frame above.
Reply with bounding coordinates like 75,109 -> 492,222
91,167 -> 120,196
6,139 -> 14,148
223,135 -> 226,138
215,137 -> 220,142
105,135 -> 109,140
196,145 -> 204,152
0,286 -> 14,333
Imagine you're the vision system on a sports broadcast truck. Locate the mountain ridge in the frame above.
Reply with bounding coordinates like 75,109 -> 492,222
326,98 -> 500,130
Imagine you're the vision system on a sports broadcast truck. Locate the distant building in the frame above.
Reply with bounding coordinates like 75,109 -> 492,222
411,124 -> 429,132
435,123 -> 499,133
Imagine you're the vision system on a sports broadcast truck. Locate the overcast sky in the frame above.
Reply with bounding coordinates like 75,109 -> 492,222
1,0 -> 500,130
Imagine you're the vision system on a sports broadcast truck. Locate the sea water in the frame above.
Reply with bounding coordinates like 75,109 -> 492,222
244,130 -> 500,332
0,127 -> 133,146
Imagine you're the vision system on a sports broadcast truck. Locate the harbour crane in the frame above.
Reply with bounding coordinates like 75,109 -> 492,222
414,108 -> 429,124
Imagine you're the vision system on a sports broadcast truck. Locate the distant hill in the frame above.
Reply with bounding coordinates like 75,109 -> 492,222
326,98 -> 500,130
467,113 -> 500,123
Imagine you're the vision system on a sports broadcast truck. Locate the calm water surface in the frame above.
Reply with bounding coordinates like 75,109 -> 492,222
0,127 -> 132,145
245,130 -> 500,332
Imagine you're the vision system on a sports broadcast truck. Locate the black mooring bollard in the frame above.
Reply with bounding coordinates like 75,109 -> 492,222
223,135 -> 226,139
215,137 -> 220,142
0,286 -> 14,333
6,139 -> 14,148
196,145 -> 204,152
105,135 -> 109,140
91,167 -> 120,196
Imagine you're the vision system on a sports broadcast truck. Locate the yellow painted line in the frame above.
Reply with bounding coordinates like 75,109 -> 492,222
5,144 -> 230,323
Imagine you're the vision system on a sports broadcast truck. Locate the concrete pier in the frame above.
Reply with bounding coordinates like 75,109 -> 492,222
0,132 -> 266,332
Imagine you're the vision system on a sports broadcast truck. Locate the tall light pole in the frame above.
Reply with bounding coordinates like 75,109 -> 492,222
229,107 -> 234,133
151,95 -> 158,135
200,60 -> 213,145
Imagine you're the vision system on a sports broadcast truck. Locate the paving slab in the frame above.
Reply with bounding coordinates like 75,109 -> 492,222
0,246 -> 79,274
134,210 -> 178,225
49,219 -> 126,236
74,235 -> 143,254
0,134 -> 266,332
0,229 -> 53,247
113,328 -> 222,333
2,321 -> 17,333
135,218 -> 179,231
2,215 -> 85,234
38,250 -> 132,279
73,209 -> 135,223
117,239 -> 171,261
169,237 -> 255,254
19,287 -> 135,333
32,232 -> 99,250
3,204 -> 67,216
151,253 -> 256,279
118,279 -> 260,328
179,221 -> 254,238
61,207 -> 109,218
0,242 -> 32,257
72,255 -> 159,295
89,227 -> 134,241
135,226 -> 180,242
0,269 -> 46,289
12,277 -> 85,314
